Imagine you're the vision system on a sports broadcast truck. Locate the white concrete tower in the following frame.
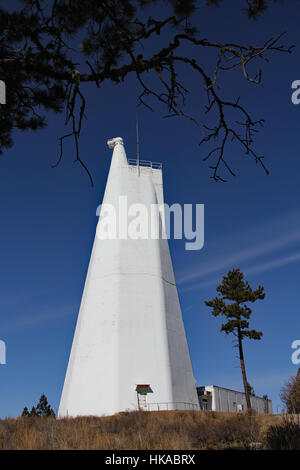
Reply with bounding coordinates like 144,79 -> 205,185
58,137 -> 199,417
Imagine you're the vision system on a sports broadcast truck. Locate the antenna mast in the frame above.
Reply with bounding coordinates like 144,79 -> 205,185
136,115 -> 140,176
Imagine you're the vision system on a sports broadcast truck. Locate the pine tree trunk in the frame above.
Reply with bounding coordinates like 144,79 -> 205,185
237,327 -> 251,410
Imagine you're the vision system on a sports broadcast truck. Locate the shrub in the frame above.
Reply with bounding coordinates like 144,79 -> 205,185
280,369 -> 300,414
193,413 -> 260,449
265,421 -> 300,450
0,410 -> 282,450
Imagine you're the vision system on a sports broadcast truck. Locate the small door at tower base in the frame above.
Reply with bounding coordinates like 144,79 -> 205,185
136,384 -> 153,411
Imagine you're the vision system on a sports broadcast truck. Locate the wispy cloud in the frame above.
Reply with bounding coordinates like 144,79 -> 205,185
180,250 -> 300,293
177,210 -> 300,292
1,305 -> 76,333
245,251 -> 300,276
179,277 -> 221,292
178,229 -> 300,285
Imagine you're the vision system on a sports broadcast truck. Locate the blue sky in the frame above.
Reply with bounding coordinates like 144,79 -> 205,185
0,1 -> 300,416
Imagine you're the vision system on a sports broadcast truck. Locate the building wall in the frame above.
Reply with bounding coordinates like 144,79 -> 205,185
198,386 -> 272,413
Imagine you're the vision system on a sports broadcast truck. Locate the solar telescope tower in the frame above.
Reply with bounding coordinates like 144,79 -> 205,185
58,137 -> 199,416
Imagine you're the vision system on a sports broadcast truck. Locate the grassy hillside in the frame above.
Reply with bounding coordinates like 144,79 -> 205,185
0,410 -> 298,450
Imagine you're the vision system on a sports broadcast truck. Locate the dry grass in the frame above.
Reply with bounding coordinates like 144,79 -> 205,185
0,410 -> 292,450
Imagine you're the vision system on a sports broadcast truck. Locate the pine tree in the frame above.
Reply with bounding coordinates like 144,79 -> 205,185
21,394 -> 55,418
0,0 -> 292,184
36,394 -> 56,417
21,406 -> 29,417
205,268 -> 265,410
29,406 -> 38,417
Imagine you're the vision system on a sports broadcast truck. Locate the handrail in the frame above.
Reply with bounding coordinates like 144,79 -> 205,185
145,402 -> 199,411
127,158 -> 162,170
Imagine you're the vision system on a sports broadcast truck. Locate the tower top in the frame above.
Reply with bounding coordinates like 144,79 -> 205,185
107,137 -> 124,149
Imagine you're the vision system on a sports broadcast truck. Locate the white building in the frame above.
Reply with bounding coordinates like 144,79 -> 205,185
197,385 -> 272,413
58,137 -> 199,417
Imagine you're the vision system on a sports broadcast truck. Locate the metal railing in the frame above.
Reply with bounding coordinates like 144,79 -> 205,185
127,158 -> 162,170
145,402 -> 199,411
